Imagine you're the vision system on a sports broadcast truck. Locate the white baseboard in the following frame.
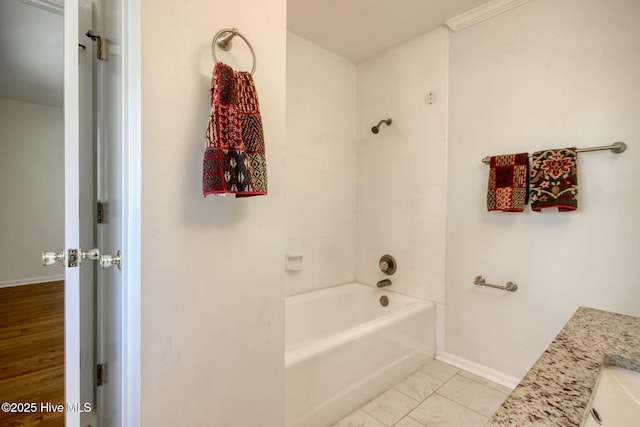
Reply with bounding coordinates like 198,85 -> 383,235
0,275 -> 65,289
436,351 -> 521,390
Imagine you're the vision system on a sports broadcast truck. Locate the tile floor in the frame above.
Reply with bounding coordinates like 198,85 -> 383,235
332,359 -> 512,427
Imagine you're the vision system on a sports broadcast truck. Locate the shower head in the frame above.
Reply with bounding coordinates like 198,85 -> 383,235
371,118 -> 392,134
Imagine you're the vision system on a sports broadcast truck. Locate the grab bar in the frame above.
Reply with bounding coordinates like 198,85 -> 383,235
474,276 -> 518,292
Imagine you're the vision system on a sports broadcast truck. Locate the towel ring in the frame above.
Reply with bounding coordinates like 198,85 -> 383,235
211,28 -> 257,75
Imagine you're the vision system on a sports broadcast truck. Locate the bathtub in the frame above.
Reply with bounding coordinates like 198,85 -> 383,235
285,282 -> 435,427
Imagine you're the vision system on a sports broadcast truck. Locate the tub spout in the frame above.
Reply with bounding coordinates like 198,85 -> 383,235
377,279 -> 392,288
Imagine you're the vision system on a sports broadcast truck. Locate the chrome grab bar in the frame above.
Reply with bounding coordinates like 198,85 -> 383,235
474,276 -> 518,292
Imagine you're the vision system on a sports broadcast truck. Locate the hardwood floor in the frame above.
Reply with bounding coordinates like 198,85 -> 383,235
0,281 -> 64,427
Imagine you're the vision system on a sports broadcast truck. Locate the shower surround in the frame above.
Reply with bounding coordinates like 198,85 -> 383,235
285,27 -> 449,321
285,26 -> 449,426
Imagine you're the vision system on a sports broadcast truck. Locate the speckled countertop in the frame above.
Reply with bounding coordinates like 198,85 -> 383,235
487,306 -> 640,426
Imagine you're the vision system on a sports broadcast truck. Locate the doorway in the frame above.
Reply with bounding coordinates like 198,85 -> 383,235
0,0 -> 139,425
0,0 -> 103,425
0,1 -> 69,426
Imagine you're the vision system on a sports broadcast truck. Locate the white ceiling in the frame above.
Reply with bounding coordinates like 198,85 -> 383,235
0,0 -> 63,107
288,0 -> 490,63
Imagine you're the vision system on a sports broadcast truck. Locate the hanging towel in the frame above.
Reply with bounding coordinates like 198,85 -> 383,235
203,62 -> 267,197
529,147 -> 578,212
234,71 -> 268,197
486,153 -> 529,212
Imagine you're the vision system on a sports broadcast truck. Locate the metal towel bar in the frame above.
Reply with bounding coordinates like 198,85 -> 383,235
474,276 -> 518,292
481,141 -> 627,164
211,28 -> 257,74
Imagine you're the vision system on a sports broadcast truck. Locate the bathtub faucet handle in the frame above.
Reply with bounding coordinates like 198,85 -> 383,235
379,254 -> 397,275
377,279 -> 392,288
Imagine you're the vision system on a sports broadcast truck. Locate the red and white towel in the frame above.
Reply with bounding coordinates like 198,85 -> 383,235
203,62 -> 267,197
486,153 -> 529,212
529,148 -> 578,212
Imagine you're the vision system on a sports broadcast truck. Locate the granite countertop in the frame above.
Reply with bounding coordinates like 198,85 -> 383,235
487,306 -> 640,426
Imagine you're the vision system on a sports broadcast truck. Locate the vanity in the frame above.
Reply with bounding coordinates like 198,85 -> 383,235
487,307 -> 640,426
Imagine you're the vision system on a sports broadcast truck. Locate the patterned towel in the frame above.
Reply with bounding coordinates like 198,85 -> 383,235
529,147 -> 578,212
203,62 -> 267,197
487,153 -> 529,212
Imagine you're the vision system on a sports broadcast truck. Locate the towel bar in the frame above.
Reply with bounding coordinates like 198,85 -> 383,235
474,276 -> 518,292
481,141 -> 626,164
211,28 -> 257,74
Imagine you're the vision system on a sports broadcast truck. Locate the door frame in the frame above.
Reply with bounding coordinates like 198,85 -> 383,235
118,0 -> 141,425
64,0 -> 140,425
64,1 -> 81,425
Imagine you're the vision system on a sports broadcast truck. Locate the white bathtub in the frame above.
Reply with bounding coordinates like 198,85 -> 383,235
285,282 -> 435,427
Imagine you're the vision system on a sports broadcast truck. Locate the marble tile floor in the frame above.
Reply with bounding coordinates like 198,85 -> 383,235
332,359 -> 512,427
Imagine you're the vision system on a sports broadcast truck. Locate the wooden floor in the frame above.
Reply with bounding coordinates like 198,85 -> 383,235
0,281 -> 65,427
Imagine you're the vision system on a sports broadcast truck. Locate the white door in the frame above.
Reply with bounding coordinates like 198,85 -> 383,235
78,3 -> 97,427
94,0 -> 125,425
65,0 -> 129,426
64,1 -> 85,425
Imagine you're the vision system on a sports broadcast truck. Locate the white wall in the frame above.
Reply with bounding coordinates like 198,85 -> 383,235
0,98 -> 64,285
139,0 -> 286,425
446,0 -> 640,378
285,32 -> 357,296
356,28 -> 449,349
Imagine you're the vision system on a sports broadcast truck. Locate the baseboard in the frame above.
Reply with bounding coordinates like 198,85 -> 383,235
0,275 -> 65,289
435,351 -> 521,390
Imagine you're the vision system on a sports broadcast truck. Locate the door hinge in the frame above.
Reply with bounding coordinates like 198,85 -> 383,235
97,363 -> 108,386
97,201 -> 104,224
85,31 -> 107,60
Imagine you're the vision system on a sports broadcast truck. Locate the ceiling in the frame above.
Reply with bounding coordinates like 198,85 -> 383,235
288,0 -> 489,63
0,0 -> 63,107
